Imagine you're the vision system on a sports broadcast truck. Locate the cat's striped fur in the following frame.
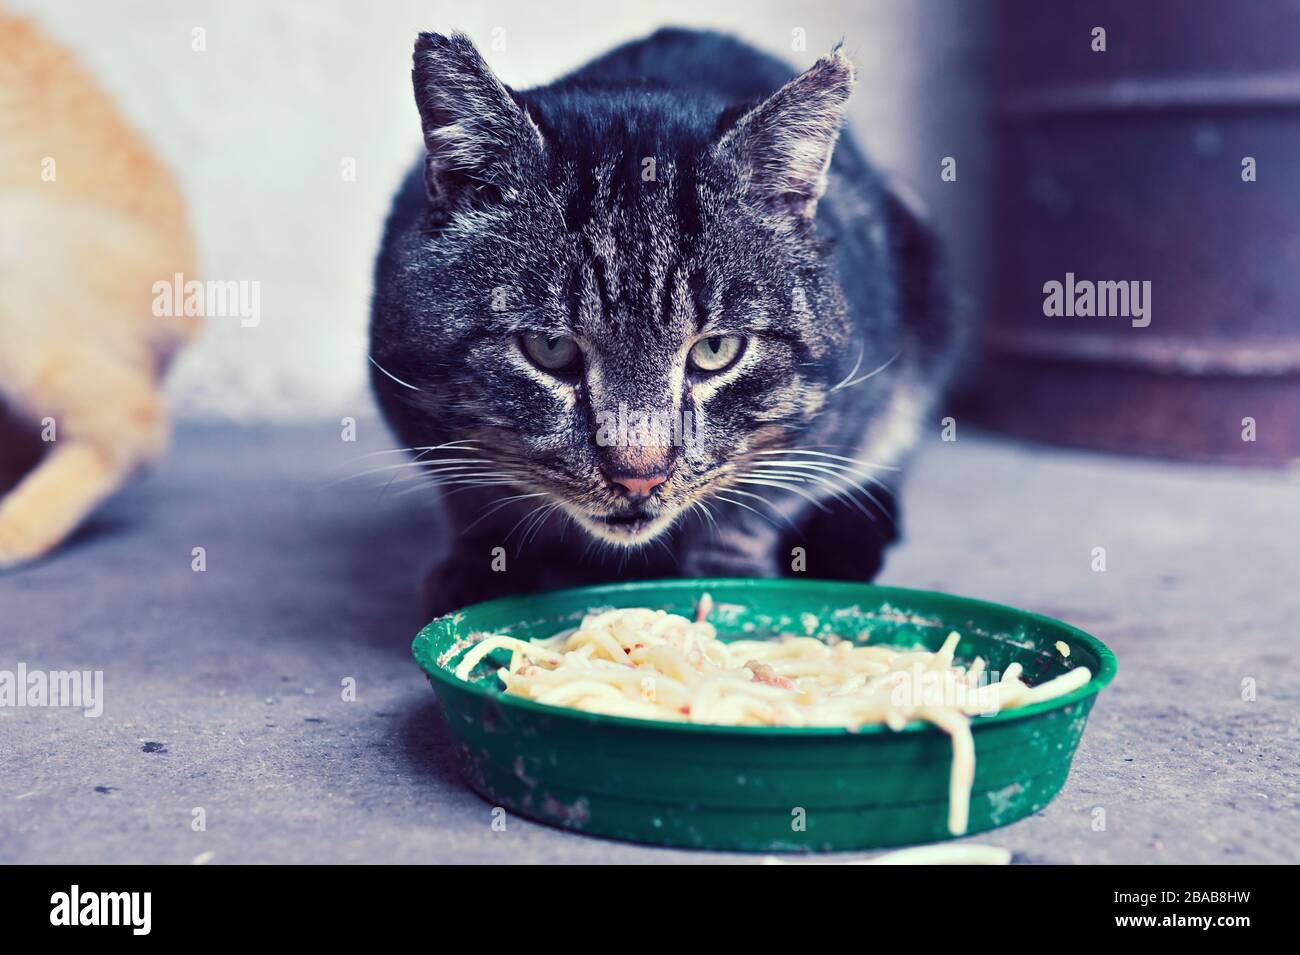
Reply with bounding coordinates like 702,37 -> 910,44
371,29 -> 957,615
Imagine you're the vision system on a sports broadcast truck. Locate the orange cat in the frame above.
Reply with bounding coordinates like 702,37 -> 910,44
0,12 -> 198,568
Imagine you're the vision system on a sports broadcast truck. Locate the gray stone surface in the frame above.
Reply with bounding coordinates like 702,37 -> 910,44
2,420 -> 1297,864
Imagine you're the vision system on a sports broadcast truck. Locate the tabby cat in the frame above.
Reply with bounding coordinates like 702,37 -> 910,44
371,29 -> 956,616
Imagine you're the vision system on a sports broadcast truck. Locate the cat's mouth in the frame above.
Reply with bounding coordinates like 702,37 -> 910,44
596,512 -> 649,527
574,505 -> 677,545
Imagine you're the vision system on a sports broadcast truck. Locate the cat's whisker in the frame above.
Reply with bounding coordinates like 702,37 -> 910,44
712,493 -> 783,532
375,445 -> 438,498
753,448 -> 901,472
734,476 -> 832,513
409,464 -> 509,485
740,467 -> 816,482
504,499 -> 559,547
713,484 -> 802,531
366,465 -> 501,496
320,448 -> 490,490
368,354 -> 422,391
746,458 -> 896,525
652,532 -> 679,568
326,465 -> 486,495
518,500 -> 557,547
579,534 -> 601,565
832,343 -> 865,391
738,467 -> 877,519
748,457 -> 893,501
462,491 -> 548,534
522,501 -> 565,549
421,469 -> 518,485
752,460 -> 889,484
440,484 -> 523,506
394,476 -> 518,500
416,468 -> 518,491
689,499 -> 720,540
829,349 -> 902,392
414,440 -> 481,450
686,501 -> 707,538
390,464 -> 515,492
519,507 -> 548,549
749,452 -> 899,506
340,440 -> 481,465
744,466 -> 879,524
436,481 -> 528,504
368,456 -> 496,477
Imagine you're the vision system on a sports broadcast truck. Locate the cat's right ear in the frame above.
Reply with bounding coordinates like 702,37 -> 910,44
713,47 -> 855,222
411,32 -> 544,220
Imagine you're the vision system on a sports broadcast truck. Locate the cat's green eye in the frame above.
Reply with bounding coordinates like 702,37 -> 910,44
688,335 -> 745,373
520,332 -> 580,372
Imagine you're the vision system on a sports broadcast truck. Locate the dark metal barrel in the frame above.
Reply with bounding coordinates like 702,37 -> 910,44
972,0 -> 1300,465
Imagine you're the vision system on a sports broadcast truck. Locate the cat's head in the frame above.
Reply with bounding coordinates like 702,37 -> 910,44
376,32 -> 892,547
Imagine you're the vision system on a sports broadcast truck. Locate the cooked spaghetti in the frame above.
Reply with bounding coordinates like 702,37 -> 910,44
451,600 -> 1092,836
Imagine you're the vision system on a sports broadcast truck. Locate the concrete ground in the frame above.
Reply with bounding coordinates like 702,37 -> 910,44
1,419 -> 1297,864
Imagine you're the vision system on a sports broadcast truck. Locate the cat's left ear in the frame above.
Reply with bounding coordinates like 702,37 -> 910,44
714,48 -> 855,221
412,32 -> 545,220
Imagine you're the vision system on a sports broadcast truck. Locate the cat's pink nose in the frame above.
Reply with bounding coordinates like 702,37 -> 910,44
608,472 -> 668,499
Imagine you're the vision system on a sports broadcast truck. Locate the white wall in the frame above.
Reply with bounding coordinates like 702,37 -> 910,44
12,0 -> 989,420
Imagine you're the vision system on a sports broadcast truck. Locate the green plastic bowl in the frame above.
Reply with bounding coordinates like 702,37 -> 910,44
411,578 -> 1116,852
